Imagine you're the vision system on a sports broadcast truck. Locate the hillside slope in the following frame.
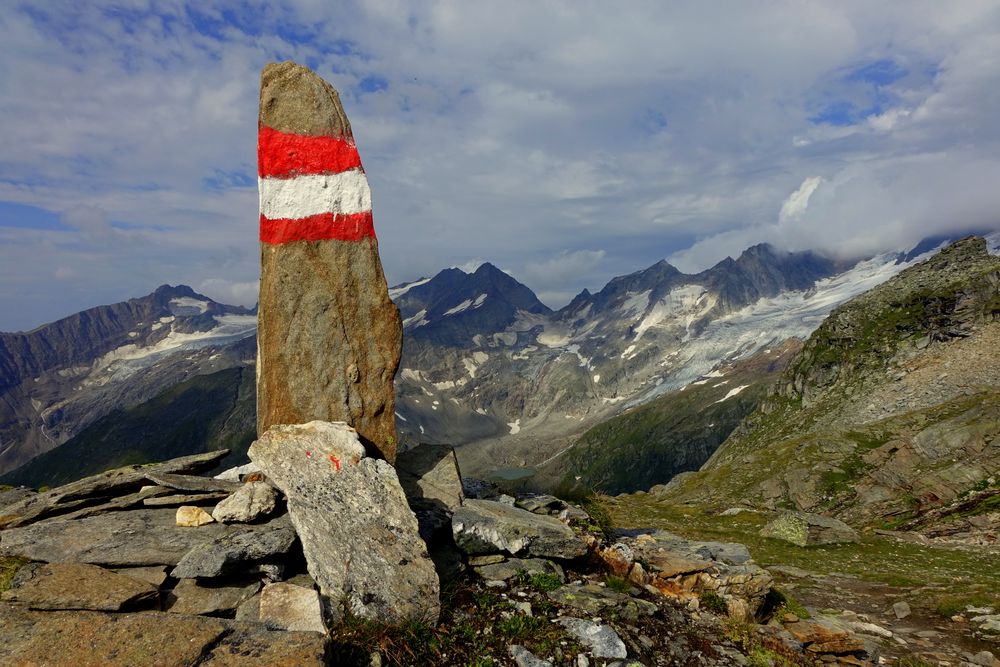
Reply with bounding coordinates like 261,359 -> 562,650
659,236 -> 1000,538
0,366 -> 254,488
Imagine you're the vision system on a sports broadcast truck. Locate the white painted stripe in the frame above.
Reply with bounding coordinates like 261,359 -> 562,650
258,170 -> 372,220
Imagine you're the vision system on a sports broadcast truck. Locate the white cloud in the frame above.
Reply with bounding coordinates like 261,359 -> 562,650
1,2 -> 1000,328
778,177 -> 823,224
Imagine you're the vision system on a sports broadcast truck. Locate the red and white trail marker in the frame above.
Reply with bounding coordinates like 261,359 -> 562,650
257,125 -> 375,245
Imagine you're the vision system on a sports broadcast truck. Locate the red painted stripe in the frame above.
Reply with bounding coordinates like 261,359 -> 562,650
258,125 -> 363,178
260,211 -> 375,244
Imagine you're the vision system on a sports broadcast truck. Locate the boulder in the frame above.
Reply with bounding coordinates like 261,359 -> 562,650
170,517 -> 297,579
760,512 -> 859,546
556,617 -> 628,659
259,582 -> 326,633
0,508 -> 232,566
451,499 -> 587,559
249,421 -> 439,624
212,482 -> 279,523
256,60 -> 402,462
176,505 -> 215,527
2,562 -> 158,611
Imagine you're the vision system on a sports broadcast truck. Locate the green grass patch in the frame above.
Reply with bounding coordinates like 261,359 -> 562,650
606,575 -> 632,594
700,591 -> 728,615
934,593 -> 999,618
329,578 -> 580,666
514,570 -> 563,593
762,589 -> 810,620
606,496 -> 1000,595
0,556 -> 29,593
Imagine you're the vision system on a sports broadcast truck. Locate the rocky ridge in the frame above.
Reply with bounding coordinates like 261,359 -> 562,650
660,236 -> 1000,537
1,440 -> 906,666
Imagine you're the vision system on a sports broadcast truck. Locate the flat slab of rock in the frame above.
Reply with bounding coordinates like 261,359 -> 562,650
200,622 -> 328,666
259,582 -> 326,633
474,557 -> 565,583
760,512 -> 859,546
0,604 -> 327,667
0,603 -> 227,666
165,578 -> 261,616
452,499 -> 587,559
556,617 -> 627,659
0,508 -> 232,566
111,566 -> 169,588
249,421 -> 439,624
212,481 -> 279,523
256,61 -> 402,462
549,583 -> 657,621
0,449 -> 229,529
143,491 -> 229,507
144,473 -> 242,494
2,562 -> 158,611
170,516 -> 296,579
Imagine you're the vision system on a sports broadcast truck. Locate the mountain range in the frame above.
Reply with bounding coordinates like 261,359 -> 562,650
2,233 -> 998,491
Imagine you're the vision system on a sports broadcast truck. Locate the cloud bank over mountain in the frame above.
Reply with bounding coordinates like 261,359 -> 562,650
1,2 -> 999,330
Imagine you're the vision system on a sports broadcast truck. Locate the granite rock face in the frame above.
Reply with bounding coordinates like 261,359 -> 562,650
248,421 -> 439,624
451,499 -> 588,559
256,60 -> 402,462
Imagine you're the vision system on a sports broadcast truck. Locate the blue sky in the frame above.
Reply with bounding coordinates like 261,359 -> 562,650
2,1 -> 1000,330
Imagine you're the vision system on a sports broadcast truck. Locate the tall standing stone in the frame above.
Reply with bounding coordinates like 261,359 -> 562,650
257,61 -> 402,462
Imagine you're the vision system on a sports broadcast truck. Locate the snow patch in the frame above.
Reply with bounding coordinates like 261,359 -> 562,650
169,297 -> 209,315
444,294 -> 488,316
507,419 -> 521,435
400,368 -> 424,383
593,374 -> 600,384
388,277 -> 432,300
619,290 -> 651,316
715,385 -> 749,403
394,411 -> 407,422
402,309 -> 429,329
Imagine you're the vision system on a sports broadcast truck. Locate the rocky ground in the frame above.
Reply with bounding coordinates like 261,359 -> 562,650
608,493 -> 1000,667
5,441 -> 980,666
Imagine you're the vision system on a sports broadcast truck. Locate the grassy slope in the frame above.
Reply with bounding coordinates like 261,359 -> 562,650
0,366 -> 255,488
606,494 -> 1000,616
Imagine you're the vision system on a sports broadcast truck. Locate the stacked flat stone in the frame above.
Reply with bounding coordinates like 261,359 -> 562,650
256,61 -> 402,462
